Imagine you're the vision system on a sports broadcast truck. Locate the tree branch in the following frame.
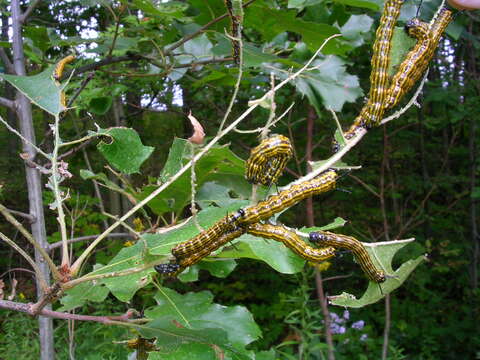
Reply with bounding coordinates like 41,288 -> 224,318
0,48 -> 15,74
0,96 -> 16,110
20,0 -> 42,23
0,299 -> 137,324
164,0 -> 258,55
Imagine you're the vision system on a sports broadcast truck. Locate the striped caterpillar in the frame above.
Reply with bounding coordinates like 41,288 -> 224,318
245,135 -> 293,186
170,212 -> 242,259
238,170 -> 338,225
247,223 -> 336,262
359,0 -> 404,127
309,231 -> 386,283
339,0 -> 404,145
224,0 -> 241,64
155,227 -> 245,276
54,55 -> 75,81
384,9 -> 453,109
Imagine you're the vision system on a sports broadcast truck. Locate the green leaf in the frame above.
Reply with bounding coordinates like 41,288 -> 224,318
288,0 -> 323,10
148,343 -> 218,359
292,56 -> 363,112
140,140 -> 248,215
388,26 -> 416,77
58,276 -> 110,311
79,169 -> 124,192
24,26 -> 50,52
333,0 -> 380,10
327,239 -> 426,308
340,14 -> 373,47
88,96 -> 112,115
197,259 -> 237,278
133,0 -> 188,20
221,233 -> 305,274
303,217 -> 347,232
245,4 -> 343,55
141,288 -> 260,357
197,181 -> 241,208
95,127 -> 154,174
147,202 -> 248,256
0,65 -> 65,116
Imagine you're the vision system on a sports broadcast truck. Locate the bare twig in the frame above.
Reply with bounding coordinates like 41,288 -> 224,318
0,96 -> 15,110
164,0 -> 258,55
0,204 -> 60,279
0,300 -> 137,324
0,231 -> 48,291
20,0 -> 42,23
0,48 -> 14,74
48,233 -> 132,251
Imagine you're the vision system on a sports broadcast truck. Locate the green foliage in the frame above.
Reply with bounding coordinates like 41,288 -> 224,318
0,0 -> 478,359
0,65 -> 65,116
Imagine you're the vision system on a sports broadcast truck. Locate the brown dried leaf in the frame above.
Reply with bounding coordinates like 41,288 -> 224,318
187,111 -> 205,145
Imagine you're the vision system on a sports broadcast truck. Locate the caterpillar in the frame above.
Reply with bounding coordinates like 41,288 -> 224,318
171,212 -> 242,259
309,231 -> 386,283
361,0 -> 404,127
54,55 -> 75,81
245,135 -> 293,186
224,0 -> 241,64
383,18 -> 431,109
246,223 -> 336,262
238,170 -> 338,225
338,0 -> 404,144
155,227 -> 245,276
383,9 -> 453,109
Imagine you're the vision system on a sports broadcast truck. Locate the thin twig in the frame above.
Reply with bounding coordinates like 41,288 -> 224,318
0,231 -> 48,291
0,48 -> 14,74
19,0 -> 42,23
48,233 -> 132,251
164,0 -> 258,55
0,114 -> 50,158
0,204 -> 60,279
0,300 -> 137,324
0,96 -> 15,110
50,114 -> 70,266
2,207 -> 35,222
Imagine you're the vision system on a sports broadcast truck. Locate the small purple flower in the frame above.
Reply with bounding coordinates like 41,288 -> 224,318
330,312 -> 340,323
329,323 -> 347,334
360,334 -> 368,341
343,310 -> 350,320
351,320 -> 365,330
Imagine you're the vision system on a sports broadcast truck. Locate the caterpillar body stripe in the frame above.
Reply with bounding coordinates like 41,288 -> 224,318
362,0 -> 404,126
171,213 -> 241,259
340,0 -> 404,143
384,9 -> 453,109
245,135 -> 293,186
54,55 -> 75,81
156,227 -> 245,276
247,223 -> 336,262
309,231 -> 386,283
238,170 -> 338,225
383,19 -> 431,109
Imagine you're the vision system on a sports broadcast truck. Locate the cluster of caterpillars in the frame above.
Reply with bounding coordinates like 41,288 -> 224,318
342,2 -> 453,142
155,135 -> 385,283
155,1 -> 454,282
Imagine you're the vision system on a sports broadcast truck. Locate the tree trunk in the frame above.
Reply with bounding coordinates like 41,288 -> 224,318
11,0 -> 55,358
